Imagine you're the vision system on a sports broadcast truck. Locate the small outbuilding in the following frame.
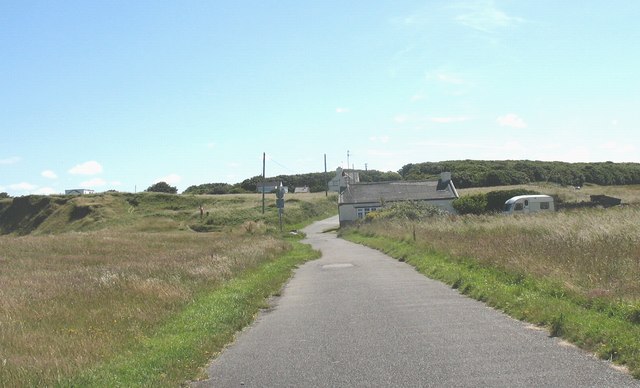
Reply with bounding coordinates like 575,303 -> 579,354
338,172 -> 458,226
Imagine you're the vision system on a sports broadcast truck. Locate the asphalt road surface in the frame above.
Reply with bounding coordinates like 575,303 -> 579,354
195,215 -> 639,387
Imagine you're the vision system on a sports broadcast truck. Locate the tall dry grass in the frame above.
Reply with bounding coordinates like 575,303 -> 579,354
358,205 -> 640,300
0,229 -> 287,384
459,183 -> 640,205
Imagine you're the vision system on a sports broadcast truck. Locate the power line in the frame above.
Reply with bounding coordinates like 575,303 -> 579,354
266,155 -> 296,174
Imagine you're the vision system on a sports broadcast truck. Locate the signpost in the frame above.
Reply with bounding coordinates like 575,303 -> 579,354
276,182 -> 285,232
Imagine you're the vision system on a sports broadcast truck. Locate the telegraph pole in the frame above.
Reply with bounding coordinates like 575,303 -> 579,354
262,152 -> 266,214
347,150 -> 350,170
324,154 -> 328,197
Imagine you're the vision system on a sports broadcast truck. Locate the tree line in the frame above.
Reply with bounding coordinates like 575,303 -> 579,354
144,160 -> 640,195
399,160 -> 640,188
181,170 -> 404,195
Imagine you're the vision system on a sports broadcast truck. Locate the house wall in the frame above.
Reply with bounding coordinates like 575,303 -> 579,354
428,199 -> 457,214
65,189 -> 95,195
339,199 -> 457,226
339,201 -> 380,226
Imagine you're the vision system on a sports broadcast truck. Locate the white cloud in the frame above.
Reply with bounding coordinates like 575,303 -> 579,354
206,142 -> 216,149
430,116 -> 470,123
497,113 -> 527,129
80,178 -> 107,187
9,182 -> 37,191
35,187 -> 57,195
336,107 -> 351,113
41,170 -> 58,179
0,156 -> 21,165
157,174 -> 181,185
454,1 -> 525,33
69,161 -> 103,175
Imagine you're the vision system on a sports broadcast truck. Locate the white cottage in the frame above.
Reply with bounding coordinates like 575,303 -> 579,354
65,189 -> 95,195
338,172 -> 458,226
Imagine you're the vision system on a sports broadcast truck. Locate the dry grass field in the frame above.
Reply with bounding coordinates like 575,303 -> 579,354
0,192 -> 337,385
460,182 -> 640,204
358,184 -> 640,301
361,206 -> 640,300
0,230 -> 286,383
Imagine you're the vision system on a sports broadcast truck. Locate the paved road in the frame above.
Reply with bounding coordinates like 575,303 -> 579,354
196,215 -> 639,387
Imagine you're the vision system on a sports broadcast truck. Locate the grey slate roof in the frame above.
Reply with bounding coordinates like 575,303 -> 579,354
339,180 -> 458,205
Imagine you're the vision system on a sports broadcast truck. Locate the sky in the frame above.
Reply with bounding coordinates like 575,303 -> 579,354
1,1 -> 639,196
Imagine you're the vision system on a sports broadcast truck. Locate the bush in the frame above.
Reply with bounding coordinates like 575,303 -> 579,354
368,201 -> 447,221
146,182 -> 178,194
453,194 -> 488,215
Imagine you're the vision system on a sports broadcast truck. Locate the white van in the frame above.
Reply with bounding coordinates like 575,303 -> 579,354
503,195 -> 555,214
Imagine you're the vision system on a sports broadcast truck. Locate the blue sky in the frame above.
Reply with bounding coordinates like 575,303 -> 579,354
2,1 -> 639,195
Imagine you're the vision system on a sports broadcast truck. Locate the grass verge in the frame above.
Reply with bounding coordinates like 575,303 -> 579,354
63,240 -> 319,387
342,231 -> 640,379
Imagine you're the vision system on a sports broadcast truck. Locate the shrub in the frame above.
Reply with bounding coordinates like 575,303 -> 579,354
369,201 -> 447,221
146,182 -> 178,194
453,194 -> 488,215
243,220 -> 267,234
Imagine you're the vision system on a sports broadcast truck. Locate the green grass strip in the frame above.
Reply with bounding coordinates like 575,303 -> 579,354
343,232 -> 640,379
64,242 -> 319,387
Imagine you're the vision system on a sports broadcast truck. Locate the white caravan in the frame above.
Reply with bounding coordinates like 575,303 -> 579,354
503,195 -> 555,214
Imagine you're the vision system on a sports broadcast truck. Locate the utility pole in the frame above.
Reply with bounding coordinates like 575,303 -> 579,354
262,152 -> 266,214
365,163 -> 368,171
324,154 -> 328,197
347,150 -> 350,170
276,182 -> 285,232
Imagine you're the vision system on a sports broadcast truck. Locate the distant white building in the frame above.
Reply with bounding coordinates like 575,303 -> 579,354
338,172 -> 459,226
65,189 -> 95,195
294,186 -> 310,193
328,168 -> 360,193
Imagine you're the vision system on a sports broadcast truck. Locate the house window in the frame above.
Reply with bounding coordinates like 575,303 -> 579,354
356,207 -> 378,219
